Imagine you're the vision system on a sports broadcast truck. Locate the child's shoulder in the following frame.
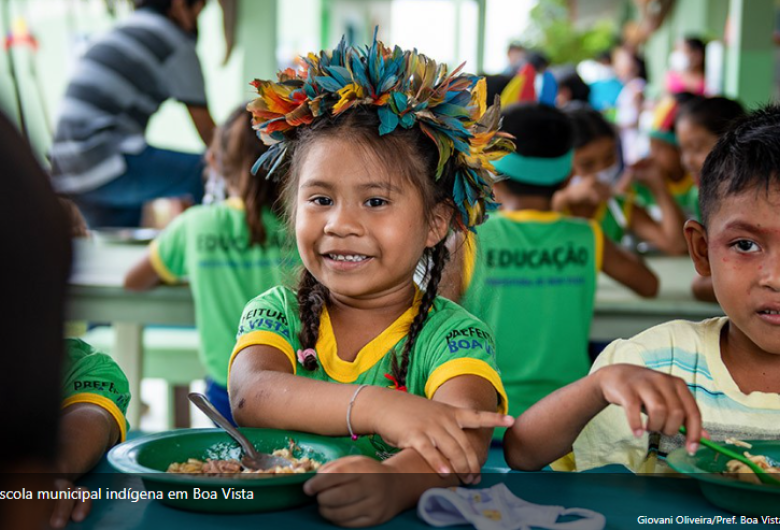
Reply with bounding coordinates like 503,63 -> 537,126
595,317 -> 727,368
489,210 -> 597,230
425,296 -> 495,342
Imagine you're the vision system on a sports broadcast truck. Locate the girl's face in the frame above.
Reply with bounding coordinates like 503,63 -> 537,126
649,138 -> 684,180
295,138 -> 444,302
676,116 -> 718,184
572,136 -> 618,178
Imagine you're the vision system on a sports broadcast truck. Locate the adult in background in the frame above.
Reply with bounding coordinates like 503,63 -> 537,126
50,0 -> 215,228
666,36 -> 707,96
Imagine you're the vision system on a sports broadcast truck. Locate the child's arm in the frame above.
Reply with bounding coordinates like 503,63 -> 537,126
601,237 -> 659,297
630,205 -> 688,255
303,374 -> 499,527
229,346 -> 512,478
503,363 -> 703,471
50,403 -> 121,528
124,251 -> 163,291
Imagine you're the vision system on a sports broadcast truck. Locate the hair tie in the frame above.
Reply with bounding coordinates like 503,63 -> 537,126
384,373 -> 407,393
297,348 -> 317,365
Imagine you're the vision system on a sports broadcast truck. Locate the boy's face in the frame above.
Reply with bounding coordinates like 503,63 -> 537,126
685,185 -> 780,355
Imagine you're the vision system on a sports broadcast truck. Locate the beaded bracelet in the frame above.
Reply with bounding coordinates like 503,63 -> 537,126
346,384 -> 370,441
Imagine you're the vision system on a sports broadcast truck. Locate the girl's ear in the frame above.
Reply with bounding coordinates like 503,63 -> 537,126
684,219 -> 711,276
425,202 -> 453,248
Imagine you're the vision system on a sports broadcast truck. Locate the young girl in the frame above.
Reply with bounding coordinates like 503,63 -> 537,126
125,106 -> 295,424
228,34 -> 514,526
675,95 -> 745,302
553,106 -> 687,255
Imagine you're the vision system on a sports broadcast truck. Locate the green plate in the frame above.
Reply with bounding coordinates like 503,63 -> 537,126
667,440 -> 780,516
108,428 -> 360,513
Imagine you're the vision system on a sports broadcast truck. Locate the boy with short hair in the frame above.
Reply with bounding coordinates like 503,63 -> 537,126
444,103 -> 658,436
504,105 -> 780,473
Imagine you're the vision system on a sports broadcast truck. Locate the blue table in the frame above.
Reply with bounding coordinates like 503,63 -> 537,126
70,447 -> 742,530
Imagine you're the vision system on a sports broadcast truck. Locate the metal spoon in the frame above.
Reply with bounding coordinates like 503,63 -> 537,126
679,426 -> 780,486
188,392 -> 292,470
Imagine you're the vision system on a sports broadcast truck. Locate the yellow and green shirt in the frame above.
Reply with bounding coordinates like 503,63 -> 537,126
228,286 -> 508,455
62,338 -> 131,442
150,199 -> 297,386
571,318 -> 780,474
460,211 -> 603,437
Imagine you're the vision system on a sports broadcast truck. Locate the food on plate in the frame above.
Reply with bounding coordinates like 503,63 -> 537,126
167,448 -> 321,476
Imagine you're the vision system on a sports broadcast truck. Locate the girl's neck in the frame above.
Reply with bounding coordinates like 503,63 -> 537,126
326,282 -> 418,363
328,281 -> 417,315
720,322 -> 780,394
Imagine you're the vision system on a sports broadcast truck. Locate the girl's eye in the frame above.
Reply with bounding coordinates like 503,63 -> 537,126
733,240 -> 760,253
311,196 -> 332,206
366,198 -> 388,207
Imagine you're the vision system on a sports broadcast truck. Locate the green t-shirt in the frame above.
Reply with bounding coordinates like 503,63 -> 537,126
62,338 -> 131,441
229,286 -> 508,456
460,211 -> 602,434
634,173 -> 699,220
151,199 -> 297,386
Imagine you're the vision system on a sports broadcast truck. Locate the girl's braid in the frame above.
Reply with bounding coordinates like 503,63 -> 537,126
391,240 -> 450,387
296,269 -> 328,371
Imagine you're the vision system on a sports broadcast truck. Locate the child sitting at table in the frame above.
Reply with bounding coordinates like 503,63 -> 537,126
124,105 -> 295,425
619,94 -> 699,220
228,33 -> 515,526
552,106 -> 687,255
443,103 -> 658,435
503,105 -> 780,474
675,96 -> 745,303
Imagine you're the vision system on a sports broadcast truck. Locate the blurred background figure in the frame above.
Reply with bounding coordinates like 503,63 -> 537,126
504,41 -> 528,75
666,36 -> 707,96
553,66 -> 591,109
48,0 -> 215,229
613,45 -> 648,165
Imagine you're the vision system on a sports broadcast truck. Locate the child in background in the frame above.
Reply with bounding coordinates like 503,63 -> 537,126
676,96 -> 745,303
125,106 -> 294,424
444,103 -> 658,433
229,35 -> 515,526
503,105 -> 780,474
623,94 -> 699,220
553,106 -> 687,255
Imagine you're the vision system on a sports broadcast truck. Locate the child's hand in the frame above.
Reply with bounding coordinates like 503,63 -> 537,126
49,479 -> 92,529
304,456 -> 403,527
360,390 -> 513,480
594,364 -> 703,453
562,177 -> 612,209
623,159 -> 666,193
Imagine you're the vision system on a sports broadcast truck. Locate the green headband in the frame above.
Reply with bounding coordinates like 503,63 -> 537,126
649,129 -> 678,146
492,150 -> 573,185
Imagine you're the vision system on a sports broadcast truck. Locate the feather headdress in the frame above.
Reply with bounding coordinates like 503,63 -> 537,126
247,28 -> 514,232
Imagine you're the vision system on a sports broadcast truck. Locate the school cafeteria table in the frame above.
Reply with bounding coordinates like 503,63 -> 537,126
66,239 -> 723,427
69,443 -> 735,530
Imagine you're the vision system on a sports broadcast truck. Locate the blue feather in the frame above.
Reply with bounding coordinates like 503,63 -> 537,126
392,92 -> 408,113
326,66 -> 352,86
400,113 -> 415,129
378,106 -> 399,136
315,76 -> 345,92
